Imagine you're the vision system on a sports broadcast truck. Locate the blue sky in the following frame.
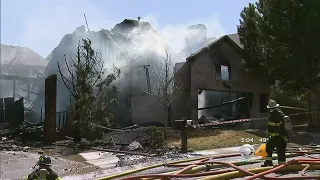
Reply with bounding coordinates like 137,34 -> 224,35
1,0 -> 256,58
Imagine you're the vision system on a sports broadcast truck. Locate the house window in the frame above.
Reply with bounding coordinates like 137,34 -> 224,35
259,93 -> 269,113
220,65 -> 230,81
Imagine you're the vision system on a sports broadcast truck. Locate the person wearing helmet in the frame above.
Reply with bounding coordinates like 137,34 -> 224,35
24,155 -> 62,180
261,99 -> 289,167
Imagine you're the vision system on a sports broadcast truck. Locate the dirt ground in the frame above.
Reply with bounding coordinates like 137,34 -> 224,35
1,126 -> 320,179
0,144 -> 192,180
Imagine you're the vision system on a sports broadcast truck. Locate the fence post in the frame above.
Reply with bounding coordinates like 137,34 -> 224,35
0,98 -> 4,123
40,107 -> 42,123
59,113 -> 61,128
65,111 -> 68,127
64,112 -> 66,127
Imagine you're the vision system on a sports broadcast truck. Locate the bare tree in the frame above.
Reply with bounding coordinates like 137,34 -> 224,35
144,50 -> 182,139
57,38 -> 120,142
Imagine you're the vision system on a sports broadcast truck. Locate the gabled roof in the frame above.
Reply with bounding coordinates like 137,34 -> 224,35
186,33 -> 243,62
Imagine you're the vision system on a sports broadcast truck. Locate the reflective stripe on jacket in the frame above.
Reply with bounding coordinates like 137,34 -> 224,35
24,175 -> 61,180
267,108 -> 289,140
268,121 -> 282,126
25,168 -> 62,180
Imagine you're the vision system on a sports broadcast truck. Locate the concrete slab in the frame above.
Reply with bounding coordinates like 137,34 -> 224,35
79,151 -> 119,168
192,144 -> 260,155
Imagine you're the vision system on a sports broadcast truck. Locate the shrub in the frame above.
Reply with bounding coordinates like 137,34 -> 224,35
82,126 -> 103,142
146,126 -> 165,150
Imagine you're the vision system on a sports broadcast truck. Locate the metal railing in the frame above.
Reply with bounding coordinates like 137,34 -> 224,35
56,111 -> 68,128
39,108 -> 68,128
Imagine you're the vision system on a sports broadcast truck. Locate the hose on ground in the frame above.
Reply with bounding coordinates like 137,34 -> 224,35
114,153 -> 300,180
96,153 -> 239,180
98,148 -> 320,180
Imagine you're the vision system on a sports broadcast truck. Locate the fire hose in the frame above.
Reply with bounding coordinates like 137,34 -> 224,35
120,157 -> 320,180
200,164 -> 320,180
96,153 -> 240,180
99,147 -> 320,180
98,152 -> 308,180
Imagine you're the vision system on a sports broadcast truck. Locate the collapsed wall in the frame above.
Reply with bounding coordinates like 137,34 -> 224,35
0,44 -> 48,108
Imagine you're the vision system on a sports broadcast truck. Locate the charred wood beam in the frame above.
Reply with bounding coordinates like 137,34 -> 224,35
0,74 -> 43,82
198,97 -> 245,110
15,94 -> 35,102
92,124 -> 139,132
20,88 -> 40,95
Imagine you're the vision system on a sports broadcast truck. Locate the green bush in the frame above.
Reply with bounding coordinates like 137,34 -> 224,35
82,125 -> 103,142
146,126 -> 165,149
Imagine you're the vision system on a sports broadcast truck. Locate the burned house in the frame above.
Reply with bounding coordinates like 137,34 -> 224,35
173,34 -> 270,129
0,45 -> 47,124
30,19 -> 182,126
0,44 -> 47,105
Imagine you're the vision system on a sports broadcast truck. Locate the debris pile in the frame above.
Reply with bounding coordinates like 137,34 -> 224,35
128,141 -> 144,151
0,136 -> 33,152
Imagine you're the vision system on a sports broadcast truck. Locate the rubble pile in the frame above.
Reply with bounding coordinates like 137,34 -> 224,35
104,127 -> 150,145
0,121 -> 180,157
0,121 -> 44,151
0,136 -> 33,151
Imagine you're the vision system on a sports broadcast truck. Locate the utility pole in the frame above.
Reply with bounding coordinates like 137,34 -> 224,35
83,13 -> 90,32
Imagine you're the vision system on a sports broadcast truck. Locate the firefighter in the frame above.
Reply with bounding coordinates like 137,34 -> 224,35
262,99 -> 289,167
24,155 -> 62,180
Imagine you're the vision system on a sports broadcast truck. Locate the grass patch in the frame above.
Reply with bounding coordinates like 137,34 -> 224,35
166,129 -> 264,151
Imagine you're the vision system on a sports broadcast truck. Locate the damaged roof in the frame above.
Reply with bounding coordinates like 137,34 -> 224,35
112,19 -> 153,34
186,33 -> 243,61
0,44 -> 48,67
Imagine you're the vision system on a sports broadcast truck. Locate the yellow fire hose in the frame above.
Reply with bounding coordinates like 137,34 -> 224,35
199,164 -> 320,180
139,153 -> 301,180
98,152 -> 300,180
97,154 -> 226,180
163,152 -> 300,175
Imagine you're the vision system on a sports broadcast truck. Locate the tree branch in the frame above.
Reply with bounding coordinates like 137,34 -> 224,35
57,62 -> 76,97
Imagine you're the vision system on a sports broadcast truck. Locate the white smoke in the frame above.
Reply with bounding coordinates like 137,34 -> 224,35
3,0 -> 226,60
140,14 -> 226,59
2,0 -> 228,116
109,14 -> 226,70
